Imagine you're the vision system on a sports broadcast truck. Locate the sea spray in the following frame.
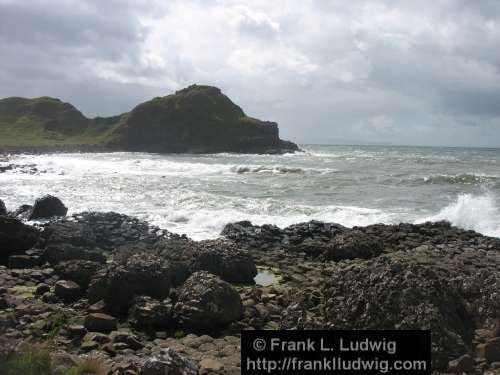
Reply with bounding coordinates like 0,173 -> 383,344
2,145 -> 499,240
416,192 -> 500,238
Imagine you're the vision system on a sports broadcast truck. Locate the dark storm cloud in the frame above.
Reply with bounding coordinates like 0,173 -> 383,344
1,0 -> 500,146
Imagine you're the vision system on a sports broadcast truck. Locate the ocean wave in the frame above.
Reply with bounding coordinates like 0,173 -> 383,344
416,193 -> 500,238
422,173 -> 499,186
146,201 -> 396,240
231,165 -> 304,174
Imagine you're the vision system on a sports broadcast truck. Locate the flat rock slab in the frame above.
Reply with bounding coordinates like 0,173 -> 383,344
84,313 -> 117,332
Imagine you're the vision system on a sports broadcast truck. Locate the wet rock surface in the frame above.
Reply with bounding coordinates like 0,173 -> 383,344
0,216 -> 40,261
0,198 -> 6,216
174,271 -> 243,331
2,209 -> 500,374
29,194 -> 68,220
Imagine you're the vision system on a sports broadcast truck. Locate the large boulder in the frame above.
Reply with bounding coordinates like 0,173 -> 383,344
8,254 -> 40,269
84,313 -> 117,332
324,253 -> 476,370
41,221 -> 97,249
129,295 -> 174,330
54,280 -> 82,303
174,271 -> 243,330
29,195 -> 68,220
87,253 -> 189,315
10,204 -> 32,220
0,199 -> 6,216
42,244 -> 106,265
191,240 -> 257,283
0,216 -> 39,261
221,220 -> 346,255
54,260 -> 102,289
324,229 -> 383,261
139,348 -> 198,375
152,238 -> 257,284
40,220 -> 105,264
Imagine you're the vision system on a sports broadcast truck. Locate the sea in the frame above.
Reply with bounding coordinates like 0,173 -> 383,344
1,145 -> 499,240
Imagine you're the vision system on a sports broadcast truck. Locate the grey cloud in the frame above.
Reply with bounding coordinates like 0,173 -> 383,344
1,0 -> 500,146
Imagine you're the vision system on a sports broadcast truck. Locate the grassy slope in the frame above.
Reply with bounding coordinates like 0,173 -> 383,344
0,86 -> 290,152
0,119 -> 121,148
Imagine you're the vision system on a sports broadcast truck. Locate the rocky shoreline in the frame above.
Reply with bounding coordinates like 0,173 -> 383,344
1,196 -> 500,374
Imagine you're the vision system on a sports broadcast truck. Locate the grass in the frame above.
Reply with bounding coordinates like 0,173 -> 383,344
2,343 -> 52,375
0,119 -> 121,149
8,285 -> 37,298
64,357 -> 108,375
0,343 -> 108,375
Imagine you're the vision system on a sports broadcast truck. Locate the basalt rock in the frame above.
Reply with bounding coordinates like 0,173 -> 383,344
190,240 -> 257,284
54,280 -> 83,303
41,221 -> 99,250
10,204 -> 32,220
221,220 -> 346,256
0,216 -> 39,261
29,195 -> 68,220
0,199 -> 6,216
54,260 -> 102,289
87,253 -> 189,315
42,244 -> 107,265
139,348 -> 198,375
40,211 -> 177,264
174,271 -> 243,331
323,252 -> 481,370
152,237 -> 257,284
84,313 -> 117,332
128,295 -> 174,330
324,229 -> 383,261
8,255 -> 40,269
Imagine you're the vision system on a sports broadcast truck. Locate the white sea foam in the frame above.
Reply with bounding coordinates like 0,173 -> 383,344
416,193 -> 500,238
2,148 -> 500,240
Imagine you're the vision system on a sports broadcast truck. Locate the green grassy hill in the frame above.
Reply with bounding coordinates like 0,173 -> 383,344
0,85 -> 299,154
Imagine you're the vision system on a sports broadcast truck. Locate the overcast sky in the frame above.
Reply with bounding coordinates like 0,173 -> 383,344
1,0 -> 500,147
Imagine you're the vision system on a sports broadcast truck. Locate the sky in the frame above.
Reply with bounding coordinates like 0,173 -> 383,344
1,0 -> 500,147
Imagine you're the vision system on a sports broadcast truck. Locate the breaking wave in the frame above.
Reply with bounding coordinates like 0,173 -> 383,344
416,193 -> 500,238
232,166 -> 304,174
422,173 -> 499,186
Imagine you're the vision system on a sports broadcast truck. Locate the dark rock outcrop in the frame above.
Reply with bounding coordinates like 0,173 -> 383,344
190,240 -> 257,283
221,220 -> 347,257
0,217 -> 39,261
128,296 -> 174,330
0,199 -> 6,216
87,253 -> 189,315
54,260 -> 102,289
40,211 -> 175,264
323,252 -> 480,370
151,237 -> 257,284
29,195 -> 68,220
324,229 -> 383,261
107,85 -> 299,154
139,348 -> 198,375
174,271 -> 243,331
8,255 -> 40,269
42,244 -> 106,265
54,280 -> 82,303
10,204 -> 32,220
84,313 -> 117,332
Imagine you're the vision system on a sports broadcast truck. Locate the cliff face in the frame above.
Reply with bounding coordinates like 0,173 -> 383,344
0,85 -> 299,154
107,85 -> 298,153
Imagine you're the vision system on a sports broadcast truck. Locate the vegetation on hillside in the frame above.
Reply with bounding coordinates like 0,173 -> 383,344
0,85 -> 298,153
